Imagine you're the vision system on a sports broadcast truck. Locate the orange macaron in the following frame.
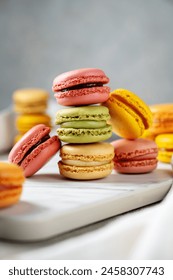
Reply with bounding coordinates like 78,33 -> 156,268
149,103 -> 173,136
0,162 -> 25,208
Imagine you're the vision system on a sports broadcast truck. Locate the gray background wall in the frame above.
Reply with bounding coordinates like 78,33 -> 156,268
0,0 -> 173,111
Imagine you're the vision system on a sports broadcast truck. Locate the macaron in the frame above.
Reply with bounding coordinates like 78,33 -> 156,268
0,162 -> 25,208
58,142 -> 114,180
155,134 -> 173,163
16,113 -> 51,134
111,138 -> 158,174
52,68 -> 110,106
103,88 -> 152,139
55,105 -> 112,143
13,88 -> 49,114
8,124 -> 61,177
148,104 -> 173,136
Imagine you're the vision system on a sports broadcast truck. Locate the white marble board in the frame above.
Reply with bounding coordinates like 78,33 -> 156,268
0,157 -> 172,242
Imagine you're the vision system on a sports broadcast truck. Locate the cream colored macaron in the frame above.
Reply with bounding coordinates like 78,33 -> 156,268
58,142 -> 114,180
13,88 -> 49,114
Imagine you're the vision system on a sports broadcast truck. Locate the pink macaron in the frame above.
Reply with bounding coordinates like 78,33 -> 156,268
52,68 -> 110,106
111,138 -> 158,174
8,124 -> 61,177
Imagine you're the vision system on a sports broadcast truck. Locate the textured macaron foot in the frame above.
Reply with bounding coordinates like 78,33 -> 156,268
52,68 -> 110,106
111,138 -> 158,174
58,143 -> 114,180
55,106 -> 112,143
155,134 -> 173,163
0,162 -> 25,208
103,88 -> 152,139
8,124 -> 61,177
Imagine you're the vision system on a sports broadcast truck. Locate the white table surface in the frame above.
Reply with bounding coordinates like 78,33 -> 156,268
0,150 -> 173,260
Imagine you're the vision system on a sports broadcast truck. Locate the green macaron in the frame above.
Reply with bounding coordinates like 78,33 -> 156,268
55,106 -> 112,143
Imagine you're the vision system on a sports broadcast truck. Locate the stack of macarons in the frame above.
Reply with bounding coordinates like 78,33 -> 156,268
52,68 -> 114,180
103,88 -> 158,174
13,88 -> 51,142
142,104 -> 173,163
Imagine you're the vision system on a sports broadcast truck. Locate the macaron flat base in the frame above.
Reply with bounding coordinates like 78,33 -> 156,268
57,125 -> 112,143
58,161 -> 113,180
114,159 -> 157,174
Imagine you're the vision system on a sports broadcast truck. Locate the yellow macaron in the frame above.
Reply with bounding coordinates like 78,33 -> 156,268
13,88 -> 49,114
155,134 -> 173,163
103,88 -> 152,139
16,113 -> 51,134
58,142 -> 114,180
0,162 -> 25,208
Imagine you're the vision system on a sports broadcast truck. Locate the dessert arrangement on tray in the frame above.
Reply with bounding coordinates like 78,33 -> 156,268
0,67 -> 173,210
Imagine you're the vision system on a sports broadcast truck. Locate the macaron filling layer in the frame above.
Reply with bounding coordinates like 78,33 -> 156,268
61,82 -> 104,92
57,125 -> 112,136
56,113 -> 110,123
60,120 -> 107,129
62,159 -> 110,166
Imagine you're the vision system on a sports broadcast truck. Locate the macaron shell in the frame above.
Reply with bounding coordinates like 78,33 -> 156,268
13,88 -> 49,103
60,142 -> 114,161
55,106 -> 110,124
57,125 -> 112,143
114,159 -> 157,174
58,161 -> 113,180
54,87 -> 110,106
53,68 -> 109,91
22,136 -> 61,177
112,138 -> 158,160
